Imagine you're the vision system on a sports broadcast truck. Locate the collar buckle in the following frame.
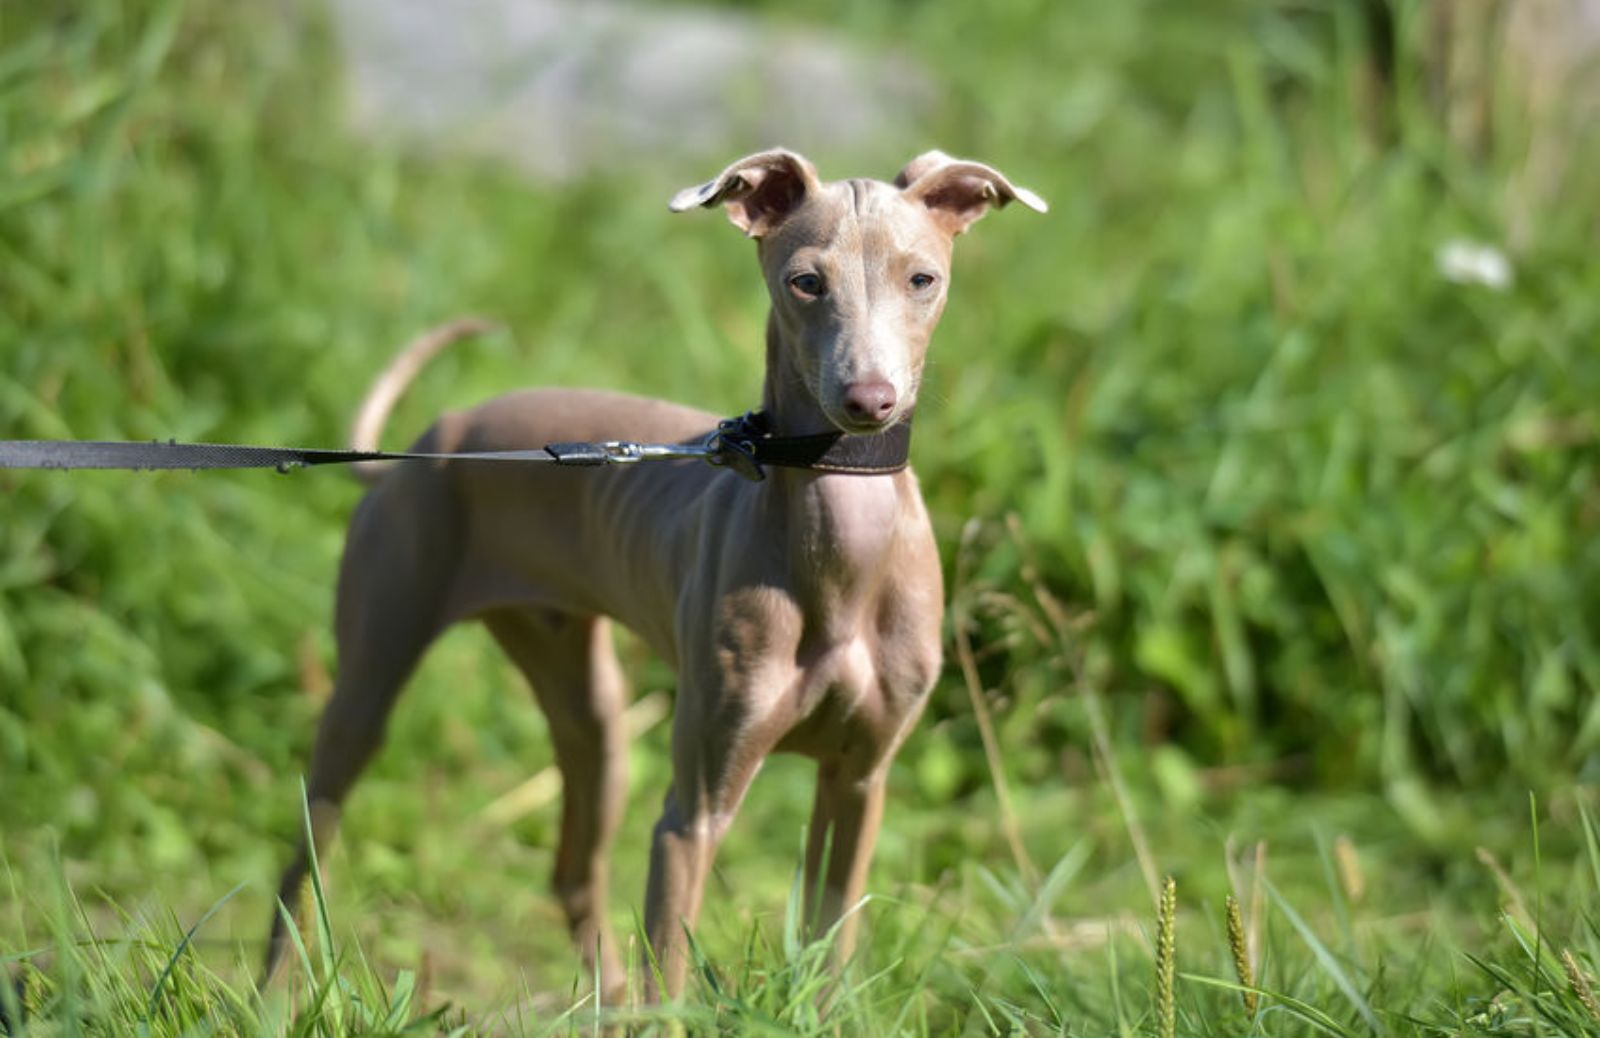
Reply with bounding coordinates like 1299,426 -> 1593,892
704,413 -> 767,482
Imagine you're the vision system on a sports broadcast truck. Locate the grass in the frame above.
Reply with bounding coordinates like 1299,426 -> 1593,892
7,795 -> 1600,1034
2,0 -> 1598,1032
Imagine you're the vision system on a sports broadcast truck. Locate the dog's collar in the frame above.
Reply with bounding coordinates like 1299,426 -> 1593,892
706,410 -> 912,481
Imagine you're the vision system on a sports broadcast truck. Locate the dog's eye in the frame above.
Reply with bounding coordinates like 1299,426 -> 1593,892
789,273 -> 824,297
909,272 -> 937,291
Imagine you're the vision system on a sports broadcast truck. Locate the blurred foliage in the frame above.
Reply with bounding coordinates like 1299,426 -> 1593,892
1,0 -> 1599,1017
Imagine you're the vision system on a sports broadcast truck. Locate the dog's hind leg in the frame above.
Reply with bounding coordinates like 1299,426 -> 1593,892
485,608 -> 629,1000
263,484 -> 460,981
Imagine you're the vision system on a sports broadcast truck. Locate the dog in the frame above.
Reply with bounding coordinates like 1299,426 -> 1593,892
265,148 -> 1045,1000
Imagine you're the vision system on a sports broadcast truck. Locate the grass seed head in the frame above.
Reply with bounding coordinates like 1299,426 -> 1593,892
1225,894 -> 1257,1018
1563,948 -> 1600,1023
1156,875 -> 1177,1038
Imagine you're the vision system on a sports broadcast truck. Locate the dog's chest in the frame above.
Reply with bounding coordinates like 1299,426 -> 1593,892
702,472 -> 938,757
792,476 -> 903,607
772,624 -> 933,760
780,478 -> 938,750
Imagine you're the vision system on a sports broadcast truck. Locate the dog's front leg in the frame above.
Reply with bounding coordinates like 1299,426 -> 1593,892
641,692 -> 775,1000
803,763 -> 888,965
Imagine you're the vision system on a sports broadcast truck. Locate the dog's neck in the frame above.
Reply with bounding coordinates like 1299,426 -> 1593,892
759,313 -> 911,637
760,312 -> 832,438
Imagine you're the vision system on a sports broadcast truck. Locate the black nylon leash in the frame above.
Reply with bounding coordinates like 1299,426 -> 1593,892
0,439 -> 560,472
0,410 -> 912,481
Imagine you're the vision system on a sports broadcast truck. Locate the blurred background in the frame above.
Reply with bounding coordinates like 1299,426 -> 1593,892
2,0 -> 1599,1028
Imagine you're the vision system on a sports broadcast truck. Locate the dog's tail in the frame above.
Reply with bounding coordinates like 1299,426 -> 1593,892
348,317 -> 501,485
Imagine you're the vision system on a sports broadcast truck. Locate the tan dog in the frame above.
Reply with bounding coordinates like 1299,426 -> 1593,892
265,148 -> 1045,1000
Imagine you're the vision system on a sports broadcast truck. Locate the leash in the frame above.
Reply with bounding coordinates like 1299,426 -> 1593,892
0,411 -> 911,483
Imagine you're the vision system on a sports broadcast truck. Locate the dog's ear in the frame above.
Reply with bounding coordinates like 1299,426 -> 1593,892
895,151 -> 1048,236
668,149 -> 821,238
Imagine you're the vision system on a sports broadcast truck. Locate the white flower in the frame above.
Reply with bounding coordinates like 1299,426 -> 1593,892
1435,238 -> 1514,290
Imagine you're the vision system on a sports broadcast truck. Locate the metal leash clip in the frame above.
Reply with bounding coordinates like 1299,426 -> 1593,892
597,441 -> 714,464
546,440 -> 710,466
545,414 -> 766,481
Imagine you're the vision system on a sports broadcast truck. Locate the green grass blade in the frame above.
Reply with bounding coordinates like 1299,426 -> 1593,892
143,880 -> 245,1021
1264,879 -> 1379,1034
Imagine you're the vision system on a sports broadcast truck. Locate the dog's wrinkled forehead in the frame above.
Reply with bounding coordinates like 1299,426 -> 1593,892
762,177 -> 945,256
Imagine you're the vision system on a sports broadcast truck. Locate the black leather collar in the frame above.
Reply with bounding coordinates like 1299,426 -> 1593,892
709,410 -> 912,480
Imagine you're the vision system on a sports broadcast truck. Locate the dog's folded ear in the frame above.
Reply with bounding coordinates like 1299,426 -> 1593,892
895,151 -> 1048,236
668,149 -> 821,238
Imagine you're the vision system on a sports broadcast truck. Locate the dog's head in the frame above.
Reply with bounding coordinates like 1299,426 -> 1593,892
670,149 -> 1046,435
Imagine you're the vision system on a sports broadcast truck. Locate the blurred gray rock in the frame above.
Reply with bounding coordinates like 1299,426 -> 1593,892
330,0 -> 936,179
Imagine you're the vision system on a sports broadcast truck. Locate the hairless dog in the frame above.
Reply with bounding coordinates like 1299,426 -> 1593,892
264,148 -> 1045,1000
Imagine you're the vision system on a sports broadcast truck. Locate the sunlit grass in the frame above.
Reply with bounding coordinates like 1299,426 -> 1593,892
6,799 -> 1600,1034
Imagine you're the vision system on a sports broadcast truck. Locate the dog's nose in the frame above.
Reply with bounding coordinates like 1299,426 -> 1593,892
842,381 -> 897,425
